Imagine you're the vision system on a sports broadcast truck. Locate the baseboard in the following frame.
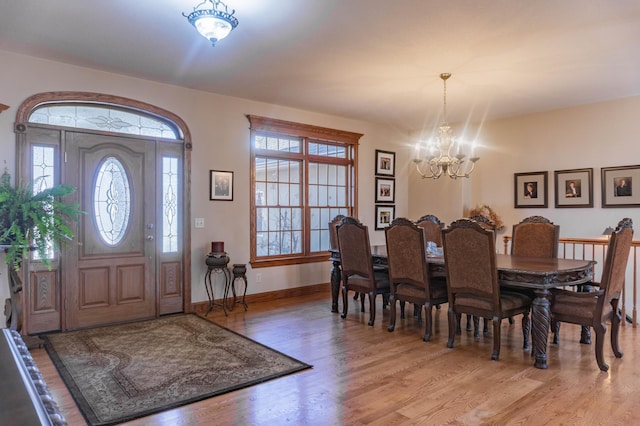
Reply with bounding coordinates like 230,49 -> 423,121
191,282 -> 330,314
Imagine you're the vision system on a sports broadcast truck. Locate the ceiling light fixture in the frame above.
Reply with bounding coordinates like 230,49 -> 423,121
413,73 -> 479,179
183,0 -> 239,46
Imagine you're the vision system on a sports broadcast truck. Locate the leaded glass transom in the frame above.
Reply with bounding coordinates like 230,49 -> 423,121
94,157 -> 131,246
162,156 -> 179,253
29,105 -> 179,139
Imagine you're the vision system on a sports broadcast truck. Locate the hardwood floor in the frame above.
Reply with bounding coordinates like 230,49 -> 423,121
31,290 -> 640,425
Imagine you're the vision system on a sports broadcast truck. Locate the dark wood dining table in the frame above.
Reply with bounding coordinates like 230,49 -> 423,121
328,247 -> 596,369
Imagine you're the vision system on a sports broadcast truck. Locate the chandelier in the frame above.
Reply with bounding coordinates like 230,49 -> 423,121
413,73 -> 479,179
183,0 -> 239,46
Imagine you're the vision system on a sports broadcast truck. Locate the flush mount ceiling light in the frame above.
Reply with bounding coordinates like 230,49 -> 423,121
413,73 -> 480,179
183,0 -> 239,46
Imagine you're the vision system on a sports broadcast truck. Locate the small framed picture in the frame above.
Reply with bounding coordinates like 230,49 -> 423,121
375,149 -> 395,176
601,165 -> 640,208
210,170 -> 234,201
514,171 -> 548,208
375,177 -> 395,203
554,168 -> 593,208
375,205 -> 395,230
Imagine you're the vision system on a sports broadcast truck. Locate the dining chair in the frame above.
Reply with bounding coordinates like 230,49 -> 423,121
336,216 -> 390,326
550,217 -> 633,372
511,215 -> 559,258
415,213 -> 444,246
511,215 -> 560,342
442,218 -> 532,360
329,215 -> 365,312
385,217 -> 448,341
467,214 -> 499,333
415,213 -> 446,316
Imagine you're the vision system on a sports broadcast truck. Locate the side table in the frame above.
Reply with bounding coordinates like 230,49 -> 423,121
204,252 -> 231,316
228,263 -> 248,311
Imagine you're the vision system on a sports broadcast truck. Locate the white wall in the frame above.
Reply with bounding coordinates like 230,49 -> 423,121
0,49 -> 409,305
407,96 -> 640,241
473,97 -> 640,239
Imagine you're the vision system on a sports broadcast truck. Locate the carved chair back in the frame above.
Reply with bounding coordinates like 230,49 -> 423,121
328,214 -> 346,250
336,216 -> 376,292
443,218 -> 499,311
511,215 -> 559,258
386,217 -> 430,293
601,218 -> 634,307
415,214 -> 444,246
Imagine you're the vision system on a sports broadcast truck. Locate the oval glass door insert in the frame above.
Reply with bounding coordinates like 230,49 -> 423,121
94,156 -> 131,245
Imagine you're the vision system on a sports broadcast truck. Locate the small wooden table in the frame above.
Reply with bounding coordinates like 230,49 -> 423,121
329,249 -> 595,369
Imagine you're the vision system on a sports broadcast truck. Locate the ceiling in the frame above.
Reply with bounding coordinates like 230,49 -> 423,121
1,1 -> 639,133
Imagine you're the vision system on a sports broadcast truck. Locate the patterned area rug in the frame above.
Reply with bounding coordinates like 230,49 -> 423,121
43,314 -> 311,426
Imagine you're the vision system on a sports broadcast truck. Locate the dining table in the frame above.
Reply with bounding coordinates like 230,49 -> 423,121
328,247 -> 596,369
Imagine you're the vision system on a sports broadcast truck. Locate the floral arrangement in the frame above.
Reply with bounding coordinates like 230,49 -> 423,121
468,204 -> 504,231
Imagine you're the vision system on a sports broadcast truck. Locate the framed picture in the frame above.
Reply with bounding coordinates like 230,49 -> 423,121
554,168 -> 593,208
514,171 -> 548,208
375,177 -> 395,203
375,205 -> 395,230
209,170 -> 234,201
375,149 -> 395,176
601,165 -> 640,207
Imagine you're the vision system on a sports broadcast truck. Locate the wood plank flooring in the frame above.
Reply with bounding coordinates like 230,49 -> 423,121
30,290 -> 640,425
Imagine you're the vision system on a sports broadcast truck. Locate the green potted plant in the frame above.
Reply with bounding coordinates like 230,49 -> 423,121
0,169 -> 83,270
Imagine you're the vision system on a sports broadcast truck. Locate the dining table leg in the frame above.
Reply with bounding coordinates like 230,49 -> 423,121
531,288 -> 551,369
330,259 -> 341,313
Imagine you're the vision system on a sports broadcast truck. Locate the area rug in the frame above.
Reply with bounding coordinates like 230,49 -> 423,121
42,314 -> 311,426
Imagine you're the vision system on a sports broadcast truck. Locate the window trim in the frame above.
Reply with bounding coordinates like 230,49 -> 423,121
247,115 -> 362,268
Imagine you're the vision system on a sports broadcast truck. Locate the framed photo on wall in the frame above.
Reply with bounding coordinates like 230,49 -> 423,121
554,168 -> 593,208
375,205 -> 395,230
375,149 -> 395,176
514,171 -> 548,208
375,177 -> 395,203
210,170 -> 234,201
601,165 -> 640,207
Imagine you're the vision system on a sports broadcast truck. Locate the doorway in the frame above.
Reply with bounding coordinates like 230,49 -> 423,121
15,92 -> 192,333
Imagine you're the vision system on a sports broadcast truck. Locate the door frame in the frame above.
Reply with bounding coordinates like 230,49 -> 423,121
14,92 -> 193,333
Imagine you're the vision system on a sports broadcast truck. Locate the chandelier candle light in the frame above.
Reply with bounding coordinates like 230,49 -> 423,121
413,73 -> 479,179
184,0 -> 239,46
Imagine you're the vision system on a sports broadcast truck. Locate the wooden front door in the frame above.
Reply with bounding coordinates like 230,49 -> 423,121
63,132 -> 156,330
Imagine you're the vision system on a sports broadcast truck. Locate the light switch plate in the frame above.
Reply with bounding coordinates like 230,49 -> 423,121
194,218 -> 205,228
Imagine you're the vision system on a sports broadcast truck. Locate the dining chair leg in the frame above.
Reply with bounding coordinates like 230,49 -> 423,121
367,292 -> 376,326
448,308 -> 458,347
456,313 -> 462,334
473,316 -> 480,338
552,320 -> 560,344
423,303 -> 432,342
611,308 -> 624,359
594,322 -> 608,372
491,317 -> 502,361
400,300 -> 406,319
340,283 -> 349,320
387,295 -> 397,332
522,313 -> 531,350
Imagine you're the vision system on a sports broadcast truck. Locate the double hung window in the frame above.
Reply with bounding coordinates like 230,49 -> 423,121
248,116 -> 361,267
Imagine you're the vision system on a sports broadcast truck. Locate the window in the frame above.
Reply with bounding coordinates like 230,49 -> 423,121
248,115 -> 362,267
29,104 -> 180,139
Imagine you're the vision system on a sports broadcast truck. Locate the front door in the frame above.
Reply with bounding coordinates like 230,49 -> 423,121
63,132 -> 156,330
